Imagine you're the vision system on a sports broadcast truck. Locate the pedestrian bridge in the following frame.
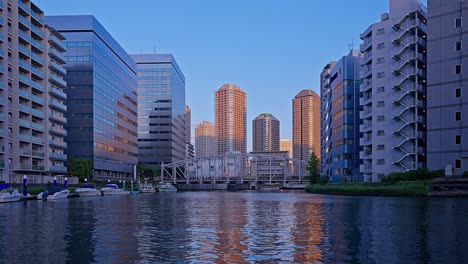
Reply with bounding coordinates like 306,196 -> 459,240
161,153 -> 308,184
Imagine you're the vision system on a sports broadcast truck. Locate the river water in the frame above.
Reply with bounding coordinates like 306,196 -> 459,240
0,191 -> 467,263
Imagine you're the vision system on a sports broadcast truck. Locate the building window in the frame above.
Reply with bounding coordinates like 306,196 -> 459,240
456,135 -> 462,145
377,115 -> 385,121
377,43 -> 385,49
377,57 -> 386,64
456,111 -> 462,121
377,130 -> 385,136
455,159 -> 462,169
377,101 -> 385,107
377,145 -> 385,150
456,41 -> 462,51
456,87 -> 462,98
456,64 -> 462,75
377,159 -> 385,165
376,28 -> 385,35
377,86 -> 385,93
377,72 -> 385,78
456,18 -> 462,28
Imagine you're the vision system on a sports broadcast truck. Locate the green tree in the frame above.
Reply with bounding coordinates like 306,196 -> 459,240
306,153 -> 320,184
68,157 -> 92,182
137,163 -> 159,180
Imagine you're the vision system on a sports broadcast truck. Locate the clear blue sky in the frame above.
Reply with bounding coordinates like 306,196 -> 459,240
36,0 -> 409,149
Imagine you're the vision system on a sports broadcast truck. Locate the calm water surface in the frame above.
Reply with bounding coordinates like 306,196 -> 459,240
0,191 -> 467,263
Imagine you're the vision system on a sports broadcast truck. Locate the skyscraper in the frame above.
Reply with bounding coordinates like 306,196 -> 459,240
0,0 -> 68,183
292,89 -> 320,161
185,105 -> 194,159
252,113 -> 280,152
130,54 -> 186,166
321,50 -> 362,182
359,0 -> 427,182
427,0 -> 468,175
195,121 -> 216,158
280,139 -> 293,159
215,84 -> 247,155
47,15 -> 138,180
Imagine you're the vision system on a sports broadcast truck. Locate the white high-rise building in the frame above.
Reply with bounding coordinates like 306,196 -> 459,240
360,0 -> 428,182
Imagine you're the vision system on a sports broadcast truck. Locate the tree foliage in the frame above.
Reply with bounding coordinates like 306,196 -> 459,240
68,157 -> 92,182
137,163 -> 160,180
306,153 -> 320,184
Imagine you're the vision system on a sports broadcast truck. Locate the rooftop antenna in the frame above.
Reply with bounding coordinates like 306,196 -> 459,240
348,39 -> 358,51
153,45 -> 156,55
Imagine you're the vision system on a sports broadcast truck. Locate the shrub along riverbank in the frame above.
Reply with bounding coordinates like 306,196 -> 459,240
305,181 -> 431,196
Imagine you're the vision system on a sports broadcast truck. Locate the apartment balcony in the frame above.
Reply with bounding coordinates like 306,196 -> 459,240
48,48 -> 66,64
362,66 -> 372,79
31,66 -> 45,79
32,151 -> 45,158
31,94 -> 45,104
49,126 -> 67,137
19,74 -> 30,86
49,165 -> 67,174
49,60 -> 66,76
19,148 -> 32,156
31,52 -> 44,65
360,39 -> 372,52
31,108 -> 45,118
18,15 -> 31,28
31,10 -> 44,25
19,45 -> 31,57
19,60 -> 31,72
50,152 -> 67,161
18,1 -> 31,14
49,113 -> 66,124
49,74 -> 67,89
49,87 -> 66,100
49,140 -> 67,149
31,24 -> 45,39
19,30 -> 31,43
31,38 -> 44,52
31,79 -> 44,92
0,49 -> 4,58
49,35 -> 66,52
50,100 -> 67,112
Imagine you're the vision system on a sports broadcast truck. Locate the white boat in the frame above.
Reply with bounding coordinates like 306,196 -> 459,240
140,182 -> 156,193
157,182 -> 177,192
37,192 -> 43,200
43,187 -> 70,200
100,184 -> 130,196
0,186 -> 22,203
75,185 -> 101,197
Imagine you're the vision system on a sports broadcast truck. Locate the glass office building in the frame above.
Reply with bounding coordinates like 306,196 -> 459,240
47,15 -> 138,180
321,50 -> 362,182
130,54 -> 186,166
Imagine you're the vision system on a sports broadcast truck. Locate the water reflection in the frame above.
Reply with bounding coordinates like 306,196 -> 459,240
0,192 -> 467,263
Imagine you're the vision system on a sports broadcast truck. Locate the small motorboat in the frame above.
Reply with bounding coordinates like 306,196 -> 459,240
37,192 -> 43,200
75,180 -> 101,197
140,182 -> 156,193
100,184 -> 130,196
42,187 -> 70,200
0,184 -> 22,203
157,182 -> 177,192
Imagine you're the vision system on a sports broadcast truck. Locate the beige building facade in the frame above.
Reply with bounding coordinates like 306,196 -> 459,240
280,139 -> 293,159
195,121 -> 216,157
215,84 -> 247,155
292,89 -> 321,161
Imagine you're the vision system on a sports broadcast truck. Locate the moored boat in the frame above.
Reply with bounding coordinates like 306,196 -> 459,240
43,187 -> 70,200
140,182 -> 156,193
157,182 -> 177,192
75,179 -> 101,197
0,184 -> 22,203
100,184 -> 130,196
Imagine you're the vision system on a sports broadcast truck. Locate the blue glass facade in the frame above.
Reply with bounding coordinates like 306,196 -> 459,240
130,54 -> 186,166
321,50 -> 362,182
46,15 -> 138,179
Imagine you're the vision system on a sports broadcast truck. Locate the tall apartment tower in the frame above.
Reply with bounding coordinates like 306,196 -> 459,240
292,89 -> 320,161
252,113 -> 280,152
130,54 -> 186,166
280,139 -> 293,159
321,50 -> 362,182
185,105 -> 194,159
359,0 -> 427,182
427,0 -> 468,174
47,16 -> 138,180
195,121 -> 216,157
0,0 -> 68,183
215,84 -> 247,155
